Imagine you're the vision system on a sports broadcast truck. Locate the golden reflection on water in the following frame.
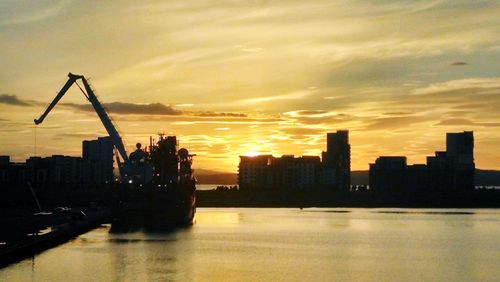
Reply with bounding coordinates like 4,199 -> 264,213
195,210 -> 239,225
1,208 -> 499,282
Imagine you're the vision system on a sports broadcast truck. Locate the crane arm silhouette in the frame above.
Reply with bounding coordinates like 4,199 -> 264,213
34,72 -> 130,166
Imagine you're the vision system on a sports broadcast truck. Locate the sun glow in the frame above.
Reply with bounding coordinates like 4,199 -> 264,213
240,143 -> 271,157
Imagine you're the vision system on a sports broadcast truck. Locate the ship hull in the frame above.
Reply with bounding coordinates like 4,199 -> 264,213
111,184 -> 196,232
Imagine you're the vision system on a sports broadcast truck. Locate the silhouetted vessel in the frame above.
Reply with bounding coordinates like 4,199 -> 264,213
112,135 -> 196,231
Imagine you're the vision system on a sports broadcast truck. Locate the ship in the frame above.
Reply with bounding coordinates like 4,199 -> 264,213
112,135 -> 197,230
33,73 -> 196,230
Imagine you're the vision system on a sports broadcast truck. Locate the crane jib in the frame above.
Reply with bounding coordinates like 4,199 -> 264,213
34,72 -> 130,168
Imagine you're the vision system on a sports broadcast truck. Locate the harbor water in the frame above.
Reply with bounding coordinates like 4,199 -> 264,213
1,208 -> 499,281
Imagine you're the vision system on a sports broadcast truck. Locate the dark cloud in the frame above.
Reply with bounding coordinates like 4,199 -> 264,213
0,94 -> 31,106
450,61 -> 468,66
194,111 -> 247,117
60,101 -> 250,118
62,102 -> 182,115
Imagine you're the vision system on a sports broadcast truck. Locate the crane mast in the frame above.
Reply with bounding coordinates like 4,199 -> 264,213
34,72 -> 130,170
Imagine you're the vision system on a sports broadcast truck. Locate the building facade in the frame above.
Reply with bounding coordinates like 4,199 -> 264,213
321,130 -> 351,191
238,131 -> 351,191
369,156 -> 407,194
82,136 -> 114,183
369,131 -> 475,195
238,155 -> 321,190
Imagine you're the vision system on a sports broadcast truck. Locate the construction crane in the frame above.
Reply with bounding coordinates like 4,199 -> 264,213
34,72 -> 131,176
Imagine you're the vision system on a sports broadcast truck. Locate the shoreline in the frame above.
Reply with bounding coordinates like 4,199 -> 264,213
195,189 -> 500,209
0,209 -> 110,268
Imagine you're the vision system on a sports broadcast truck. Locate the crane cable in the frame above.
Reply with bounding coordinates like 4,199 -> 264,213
34,124 -> 37,157
74,81 -> 89,100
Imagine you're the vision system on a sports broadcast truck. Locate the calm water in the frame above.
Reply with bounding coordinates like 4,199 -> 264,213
1,208 -> 499,281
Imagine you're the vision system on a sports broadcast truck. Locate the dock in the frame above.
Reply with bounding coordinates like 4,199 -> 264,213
0,208 -> 110,267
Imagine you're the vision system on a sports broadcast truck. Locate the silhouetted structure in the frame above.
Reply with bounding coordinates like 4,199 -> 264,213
0,156 -> 9,166
369,131 -> 475,195
82,136 -> 114,184
26,155 -> 88,191
0,137 -> 116,207
0,156 -> 27,194
238,155 -> 321,190
238,131 -> 351,191
321,131 -> 351,191
369,157 -> 407,195
150,136 -> 179,184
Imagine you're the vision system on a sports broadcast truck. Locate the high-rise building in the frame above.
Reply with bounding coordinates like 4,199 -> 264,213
446,131 -> 474,166
322,131 -> 351,191
82,136 -> 114,183
446,131 -> 475,191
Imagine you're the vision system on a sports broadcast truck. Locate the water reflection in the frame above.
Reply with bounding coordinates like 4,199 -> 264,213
0,208 -> 498,282
108,225 -> 194,281
109,215 -> 193,234
195,211 -> 239,225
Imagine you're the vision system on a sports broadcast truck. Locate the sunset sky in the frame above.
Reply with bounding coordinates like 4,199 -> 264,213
1,0 -> 499,172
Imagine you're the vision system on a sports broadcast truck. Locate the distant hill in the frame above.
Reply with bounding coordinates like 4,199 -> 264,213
351,170 -> 369,185
194,169 -> 238,184
195,173 -> 238,184
194,169 -> 500,186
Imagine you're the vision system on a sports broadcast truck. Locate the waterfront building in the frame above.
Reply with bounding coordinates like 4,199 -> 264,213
0,156 -> 27,190
238,155 -> 321,190
321,131 -> 351,191
0,156 -> 9,166
26,155 -> 84,191
82,136 -> 114,183
0,156 -> 9,185
369,157 -> 407,194
0,156 -> 28,207
446,131 -> 475,191
238,131 -> 350,191
369,131 -> 475,195
238,155 -> 273,190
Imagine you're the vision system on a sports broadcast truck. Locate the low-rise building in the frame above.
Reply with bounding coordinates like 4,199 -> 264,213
238,155 -> 321,190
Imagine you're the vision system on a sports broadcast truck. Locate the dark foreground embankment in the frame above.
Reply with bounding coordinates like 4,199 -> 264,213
196,188 -> 500,208
0,208 -> 110,267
